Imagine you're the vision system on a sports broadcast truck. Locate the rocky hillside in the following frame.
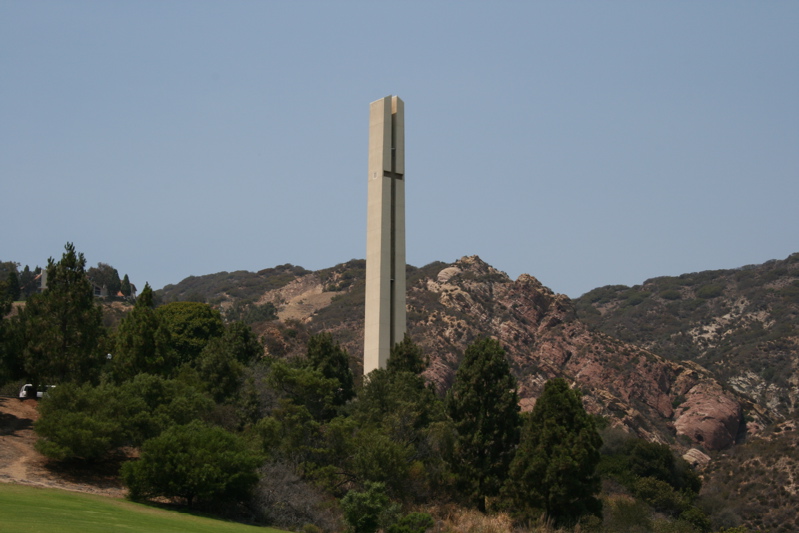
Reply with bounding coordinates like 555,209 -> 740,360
159,255 -> 776,454
700,420 -> 799,532
573,253 -> 799,422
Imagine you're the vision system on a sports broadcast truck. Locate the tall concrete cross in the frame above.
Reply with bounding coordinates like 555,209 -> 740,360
364,95 -> 406,375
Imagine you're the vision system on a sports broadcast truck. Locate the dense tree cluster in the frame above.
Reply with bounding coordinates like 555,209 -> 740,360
0,243 -> 723,532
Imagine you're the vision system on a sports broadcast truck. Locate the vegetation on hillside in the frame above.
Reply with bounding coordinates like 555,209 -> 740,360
700,424 -> 799,532
158,264 -> 311,305
574,253 -> 799,417
8,243 -> 796,531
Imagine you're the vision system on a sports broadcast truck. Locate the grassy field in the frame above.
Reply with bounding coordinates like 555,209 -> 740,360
0,483 -> 283,533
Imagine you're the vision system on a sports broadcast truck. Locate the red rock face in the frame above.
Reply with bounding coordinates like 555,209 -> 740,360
406,256 -> 744,451
673,381 -> 743,450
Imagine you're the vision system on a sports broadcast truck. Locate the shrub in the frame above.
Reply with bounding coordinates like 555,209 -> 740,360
603,497 -> 652,532
340,482 -> 397,533
634,477 -> 689,516
34,382 -> 121,461
661,289 -> 682,301
121,420 -> 261,507
251,461 -> 341,532
680,506 -> 711,532
696,285 -> 724,299
387,513 -> 434,533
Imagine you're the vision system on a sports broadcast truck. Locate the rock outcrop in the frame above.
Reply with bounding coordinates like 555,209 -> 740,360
400,256 -> 744,450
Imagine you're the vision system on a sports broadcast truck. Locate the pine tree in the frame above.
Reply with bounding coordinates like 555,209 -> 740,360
306,332 -> 355,406
504,378 -> 602,526
18,243 -> 104,389
112,283 -> 173,381
120,274 -> 132,297
155,301 -> 224,367
387,333 -> 427,375
446,337 -> 521,511
5,271 -> 21,302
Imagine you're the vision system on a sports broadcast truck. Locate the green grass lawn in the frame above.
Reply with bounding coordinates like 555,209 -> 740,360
0,483 -> 283,533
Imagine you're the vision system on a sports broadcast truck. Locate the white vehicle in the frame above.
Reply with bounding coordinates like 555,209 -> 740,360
18,384 -> 55,399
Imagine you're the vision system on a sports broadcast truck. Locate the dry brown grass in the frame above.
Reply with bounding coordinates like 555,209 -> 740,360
419,504 -> 568,533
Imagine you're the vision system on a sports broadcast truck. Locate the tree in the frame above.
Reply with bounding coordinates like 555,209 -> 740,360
120,274 -> 132,297
387,333 -> 427,375
340,481 -> 395,533
155,301 -> 224,367
306,332 -> 355,407
624,439 -> 701,495
354,368 -> 442,436
445,337 -> 521,511
0,287 -> 12,384
222,321 -> 263,364
87,262 -> 121,297
34,382 -> 121,461
267,360 -> 340,421
16,243 -> 104,390
0,262 -> 19,374
112,283 -> 174,380
504,378 -> 602,527
121,420 -> 261,507
18,265 -> 40,299
34,374 -> 214,461
196,336 -> 245,403
4,271 -> 21,302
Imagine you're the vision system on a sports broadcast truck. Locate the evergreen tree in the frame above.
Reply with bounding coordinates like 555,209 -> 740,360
0,280 -> 14,384
18,265 -> 39,299
387,333 -> 427,375
340,481 -> 394,533
155,301 -> 224,367
112,283 -> 173,381
17,243 -> 104,389
121,420 -> 261,507
87,262 -> 121,297
446,337 -> 521,511
5,271 -> 21,302
306,332 -> 355,406
222,321 -> 263,364
504,378 -> 602,527
120,274 -> 132,297
351,368 -> 447,499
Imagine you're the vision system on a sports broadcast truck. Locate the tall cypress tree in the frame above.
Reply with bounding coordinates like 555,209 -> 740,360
120,274 -> 132,297
446,337 -> 521,512
18,243 -> 104,389
504,378 -> 602,526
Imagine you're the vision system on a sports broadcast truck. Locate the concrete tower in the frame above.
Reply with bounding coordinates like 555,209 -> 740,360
364,95 -> 405,375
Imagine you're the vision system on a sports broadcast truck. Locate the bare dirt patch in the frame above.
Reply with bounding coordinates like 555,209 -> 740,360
0,396 -> 126,498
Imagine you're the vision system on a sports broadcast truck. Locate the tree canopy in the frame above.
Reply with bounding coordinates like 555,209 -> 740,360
155,301 -> 224,366
87,262 -> 121,296
121,420 -> 261,507
306,332 -> 355,407
445,337 -> 521,511
387,333 -> 427,375
15,243 -> 104,388
112,283 -> 173,380
504,377 -> 602,526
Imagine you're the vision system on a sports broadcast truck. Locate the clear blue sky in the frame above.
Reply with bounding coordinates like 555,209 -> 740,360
2,2 -> 797,298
